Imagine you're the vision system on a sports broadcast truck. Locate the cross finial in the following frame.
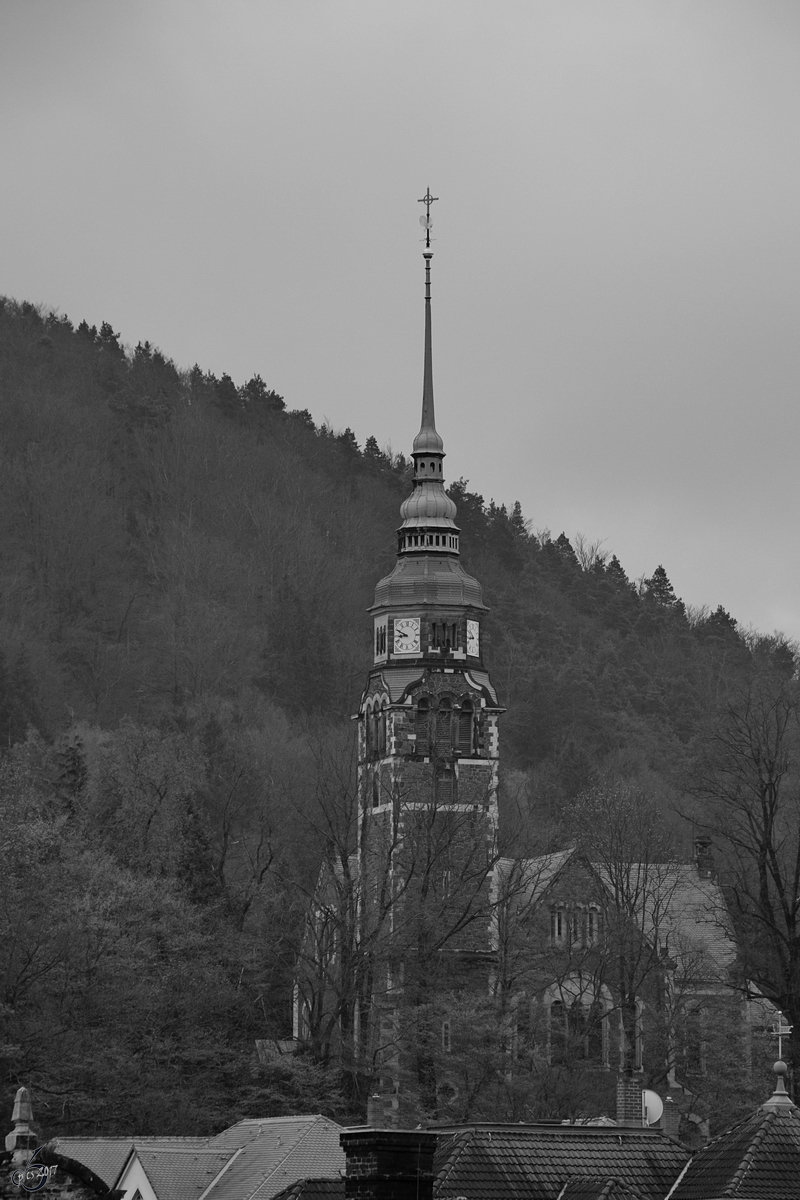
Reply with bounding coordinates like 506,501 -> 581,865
772,1010 -> 793,1060
418,187 -> 438,249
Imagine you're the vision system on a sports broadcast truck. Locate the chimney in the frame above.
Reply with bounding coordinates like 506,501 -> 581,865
340,1129 -> 437,1200
616,1071 -> 643,1127
662,1095 -> 681,1141
694,837 -> 714,880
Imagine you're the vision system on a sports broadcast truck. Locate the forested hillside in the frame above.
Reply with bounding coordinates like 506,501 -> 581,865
0,298 -> 797,1134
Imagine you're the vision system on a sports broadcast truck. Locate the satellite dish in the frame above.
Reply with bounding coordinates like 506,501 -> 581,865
642,1089 -> 664,1126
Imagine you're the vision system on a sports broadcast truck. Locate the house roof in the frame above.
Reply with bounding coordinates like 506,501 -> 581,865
556,1177 -> 646,1200
131,1149 -> 233,1200
57,1116 -> 345,1200
54,1138 -> 206,1187
271,1181 -> 344,1200
431,1123 -> 689,1200
203,1116 -> 345,1200
667,1066 -> 800,1200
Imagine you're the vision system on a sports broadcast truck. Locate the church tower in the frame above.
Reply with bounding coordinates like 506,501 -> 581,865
356,194 -> 503,1122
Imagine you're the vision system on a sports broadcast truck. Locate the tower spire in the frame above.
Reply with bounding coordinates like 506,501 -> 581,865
414,188 -> 442,457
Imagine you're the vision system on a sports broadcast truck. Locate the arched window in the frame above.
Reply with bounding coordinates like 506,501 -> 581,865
436,696 -> 452,752
378,703 -> 387,757
545,981 -> 612,1068
415,696 -> 431,755
457,698 -> 474,754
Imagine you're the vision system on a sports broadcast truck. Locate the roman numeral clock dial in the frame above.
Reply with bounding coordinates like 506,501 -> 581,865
467,619 -> 479,657
393,617 -> 420,655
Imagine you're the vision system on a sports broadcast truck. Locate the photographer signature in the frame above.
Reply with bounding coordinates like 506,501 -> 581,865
10,1149 -> 57,1192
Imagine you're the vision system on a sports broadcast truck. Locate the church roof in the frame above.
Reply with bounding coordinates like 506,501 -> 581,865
666,1066 -> 800,1200
588,861 -> 735,980
501,848 -> 736,981
371,555 -> 485,612
432,1124 -> 688,1200
364,667 -> 498,706
496,848 -> 577,906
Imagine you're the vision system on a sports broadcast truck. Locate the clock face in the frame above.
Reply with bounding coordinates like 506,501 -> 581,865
393,616 -> 421,654
466,619 -> 480,657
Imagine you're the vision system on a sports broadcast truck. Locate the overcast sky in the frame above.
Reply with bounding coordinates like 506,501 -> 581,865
3,1 -> 800,641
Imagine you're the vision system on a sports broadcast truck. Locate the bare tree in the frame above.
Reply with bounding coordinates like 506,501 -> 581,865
694,671 -> 800,1092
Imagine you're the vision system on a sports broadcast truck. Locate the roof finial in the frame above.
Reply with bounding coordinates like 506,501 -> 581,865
762,1059 -> 795,1110
418,187 -> 438,250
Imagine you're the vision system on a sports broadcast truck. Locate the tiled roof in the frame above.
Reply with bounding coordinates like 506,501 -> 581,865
54,1138 -> 205,1187
540,854 -> 735,981
203,1116 -> 345,1200
270,1180 -> 344,1200
134,1149 -> 232,1200
645,866 -> 735,979
56,1117 -> 344,1200
667,1103 -> 800,1199
556,1177 -> 646,1200
432,1124 -> 689,1200
498,848 -> 576,906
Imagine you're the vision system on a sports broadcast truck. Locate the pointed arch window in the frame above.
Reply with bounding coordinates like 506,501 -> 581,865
378,702 -> 387,757
545,982 -> 611,1068
365,704 -> 375,759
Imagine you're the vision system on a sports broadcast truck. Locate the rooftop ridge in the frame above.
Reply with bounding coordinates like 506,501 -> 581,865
726,1110 -> 773,1195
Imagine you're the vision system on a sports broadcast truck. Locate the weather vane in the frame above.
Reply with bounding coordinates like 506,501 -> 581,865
418,187 -> 438,249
